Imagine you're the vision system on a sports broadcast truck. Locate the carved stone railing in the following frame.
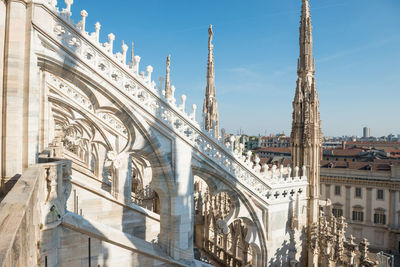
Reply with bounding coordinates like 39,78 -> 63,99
35,0 -> 307,204
0,155 -> 71,267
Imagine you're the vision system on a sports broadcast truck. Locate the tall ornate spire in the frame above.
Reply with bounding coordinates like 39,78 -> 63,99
203,25 -> 219,137
290,1 -> 321,264
298,0 -> 315,75
164,55 -> 172,99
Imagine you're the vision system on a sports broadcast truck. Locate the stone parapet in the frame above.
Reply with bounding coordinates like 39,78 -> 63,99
0,157 -> 71,267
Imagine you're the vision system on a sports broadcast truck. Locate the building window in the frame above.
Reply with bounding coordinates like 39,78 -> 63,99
352,207 -> 364,222
355,187 -> 362,198
334,185 -> 341,196
332,207 -> 343,218
374,210 -> 386,225
377,189 -> 384,200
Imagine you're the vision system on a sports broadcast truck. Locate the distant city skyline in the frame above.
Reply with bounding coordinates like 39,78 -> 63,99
231,127 -> 399,139
71,0 -> 400,137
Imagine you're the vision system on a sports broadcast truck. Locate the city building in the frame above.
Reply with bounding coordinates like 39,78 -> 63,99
253,147 -> 291,159
259,134 -> 291,148
245,136 -> 259,151
364,127 -> 371,139
320,161 -> 400,254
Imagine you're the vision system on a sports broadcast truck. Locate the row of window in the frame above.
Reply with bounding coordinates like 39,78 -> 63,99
332,208 -> 386,224
333,186 -> 384,200
325,157 -> 356,162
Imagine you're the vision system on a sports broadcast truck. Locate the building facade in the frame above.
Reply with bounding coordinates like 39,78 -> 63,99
364,127 -> 371,139
320,163 -> 400,254
259,134 -> 291,148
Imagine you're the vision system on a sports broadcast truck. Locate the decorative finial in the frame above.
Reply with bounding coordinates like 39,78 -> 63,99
80,10 -> 88,33
94,22 -> 101,43
146,65 -> 153,83
65,0 -> 73,12
108,33 -> 115,53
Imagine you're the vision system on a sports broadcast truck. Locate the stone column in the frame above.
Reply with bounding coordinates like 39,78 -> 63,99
169,138 -> 194,262
1,0 -> 28,187
24,1 -> 41,169
0,0 -> 7,192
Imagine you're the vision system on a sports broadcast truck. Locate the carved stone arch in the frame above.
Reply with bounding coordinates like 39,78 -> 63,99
39,57 -> 102,111
42,59 -> 135,157
49,98 -> 113,151
40,52 -> 202,259
191,165 -> 267,266
128,153 -> 161,213
103,105 -> 180,256
192,165 -> 226,197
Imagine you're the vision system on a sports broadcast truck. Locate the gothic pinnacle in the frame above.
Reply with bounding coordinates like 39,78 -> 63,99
298,0 -> 314,75
290,2 -> 321,265
203,24 -> 219,137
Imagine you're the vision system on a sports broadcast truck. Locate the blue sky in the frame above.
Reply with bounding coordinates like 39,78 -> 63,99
70,0 -> 400,137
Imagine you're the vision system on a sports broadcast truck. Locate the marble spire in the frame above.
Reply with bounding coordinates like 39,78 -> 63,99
164,55 -> 172,99
298,0 -> 314,75
203,25 -> 219,137
290,1 -> 322,264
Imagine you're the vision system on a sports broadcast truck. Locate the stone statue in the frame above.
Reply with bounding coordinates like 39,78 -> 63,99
164,55 -> 172,99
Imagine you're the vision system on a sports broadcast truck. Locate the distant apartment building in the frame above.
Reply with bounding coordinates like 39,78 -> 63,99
259,134 -> 290,148
320,161 -> 400,254
253,147 -> 291,159
245,136 -> 259,150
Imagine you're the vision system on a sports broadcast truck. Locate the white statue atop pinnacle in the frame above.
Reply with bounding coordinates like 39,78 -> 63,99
164,55 -> 172,100
121,41 -> 128,64
203,25 -> 219,138
129,42 -> 135,67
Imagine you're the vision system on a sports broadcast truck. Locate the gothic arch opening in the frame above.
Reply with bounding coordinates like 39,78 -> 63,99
193,175 -> 257,267
129,155 -> 160,214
